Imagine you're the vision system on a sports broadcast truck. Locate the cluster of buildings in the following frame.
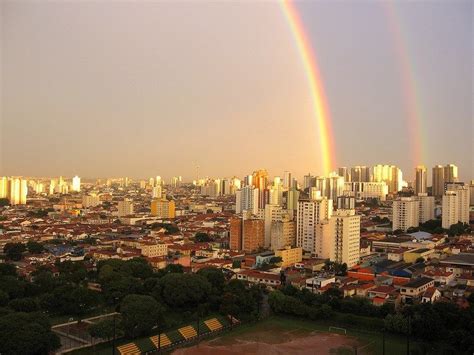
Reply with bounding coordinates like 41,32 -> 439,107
0,163 -> 472,310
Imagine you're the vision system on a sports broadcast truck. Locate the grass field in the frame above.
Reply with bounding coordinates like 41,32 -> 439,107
174,316 -> 431,355
70,315 -> 449,355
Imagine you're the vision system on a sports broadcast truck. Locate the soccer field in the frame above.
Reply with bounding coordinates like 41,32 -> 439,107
173,316 -> 424,355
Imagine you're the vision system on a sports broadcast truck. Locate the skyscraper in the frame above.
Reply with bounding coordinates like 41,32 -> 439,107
392,197 -> 419,232
235,186 -> 259,215
72,176 -> 81,192
373,164 -> 402,193
415,165 -> 427,195
117,199 -> 134,217
442,183 -> 469,229
151,198 -> 176,218
331,209 -> 361,267
432,164 -> 459,197
338,167 -> 351,182
283,171 -> 292,189
296,197 -> 332,253
444,164 -> 458,184
432,165 -> 445,197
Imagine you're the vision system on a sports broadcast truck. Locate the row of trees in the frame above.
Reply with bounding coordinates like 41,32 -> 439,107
384,302 -> 474,352
269,284 -> 474,353
93,259 -> 263,338
3,241 -> 44,261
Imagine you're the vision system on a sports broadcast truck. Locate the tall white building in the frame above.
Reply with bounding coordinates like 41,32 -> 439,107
270,213 -> 295,251
82,194 -> 101,208
152,186 -> 162,199
118,199 -> 134,217
283,171 -> 292,189
6,178 -> 28,205
235,186 -> 259,215
332,209 -> 361,267
392,197 -> 420,232
264,204 -> 284,248
442,184 -> 470,229
296,197 -> 332,253
373,164 -> 402,193
0,177 -> 7,199
343,182 -> 388,201
415,166 -> 427,195
72,176 -> 81,192
416,193 -> 435,224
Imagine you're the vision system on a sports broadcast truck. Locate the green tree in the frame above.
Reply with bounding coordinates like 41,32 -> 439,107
120,294 -> 164,338
156,273 -> 211,309
3,243 -> 26,261
0,290 -> 9,307
8,297 -> 39,312
195,232 -> 211,242
26,241 -> 44,254
0,263 -> 17,277
88,318 -> 118,341
0,312 -> 60,355
0,198 -> 10,207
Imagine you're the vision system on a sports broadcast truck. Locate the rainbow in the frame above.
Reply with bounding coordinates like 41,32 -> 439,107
280,0 -> 336,175
382,2 -> 424,166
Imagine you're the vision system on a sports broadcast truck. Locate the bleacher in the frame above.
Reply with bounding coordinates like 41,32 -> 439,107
117,342 -> 141,355
178,325 -> 198,340
149,334 -> 172,349
204,318 -> 223,332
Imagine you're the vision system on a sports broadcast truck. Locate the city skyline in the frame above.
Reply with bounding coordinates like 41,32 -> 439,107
1,1 -> 472,181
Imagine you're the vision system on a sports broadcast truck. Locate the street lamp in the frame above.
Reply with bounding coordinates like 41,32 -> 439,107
112,297 -> 118,355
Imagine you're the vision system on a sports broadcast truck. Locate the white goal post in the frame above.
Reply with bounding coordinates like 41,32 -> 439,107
328,326 -> 347,334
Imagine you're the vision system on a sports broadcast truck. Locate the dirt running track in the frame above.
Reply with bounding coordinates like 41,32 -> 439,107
173,327 -> 366,355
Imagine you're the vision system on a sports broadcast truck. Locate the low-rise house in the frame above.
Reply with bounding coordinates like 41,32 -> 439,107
400,277 -> 435,303
236,270 -> 282,289
305,276 -> 336,293
422,270 -> 455,285
403,248 -> 435,263
421,287 -> 441,303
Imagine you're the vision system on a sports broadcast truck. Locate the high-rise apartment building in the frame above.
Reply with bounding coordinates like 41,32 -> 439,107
117,199 -> 134,217
82,194 -> 101,208
392,197 -> 419,232
252,169 -> 268,190
442,184 -> 469,229
296,197 -> 332,253
72,176 -> 81,192
415,166 -> 427,195
444,164 -> 458,184
432,165 -> 445,197
151,198 -> 176,219
235,186 -> 259,215
264,204 -> 284,247
470,180 -> 474,206
337,196 -> 355,210
152,186 -> 162,199
270,214 -> 296,251
229,216 -> 264,253
343,182 -> 388,201
432,164 -> 459,197
303,174 -> 316,190
338,167 -> 351,182
283,171 -> 292,189
351,166 -> 371,183
332,209 -> 361,267
3,177 -> 28,205
373,164 -> 402,193
417,193 -> 435,224
0,177 -> 7,199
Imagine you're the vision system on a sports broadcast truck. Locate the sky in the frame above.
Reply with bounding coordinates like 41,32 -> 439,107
1,0 -> 472,182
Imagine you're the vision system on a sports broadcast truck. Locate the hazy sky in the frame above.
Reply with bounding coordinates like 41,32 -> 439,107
1,0 -> 472,182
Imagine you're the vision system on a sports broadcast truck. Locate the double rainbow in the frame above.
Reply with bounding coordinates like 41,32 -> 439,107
280,0 -> 336,176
